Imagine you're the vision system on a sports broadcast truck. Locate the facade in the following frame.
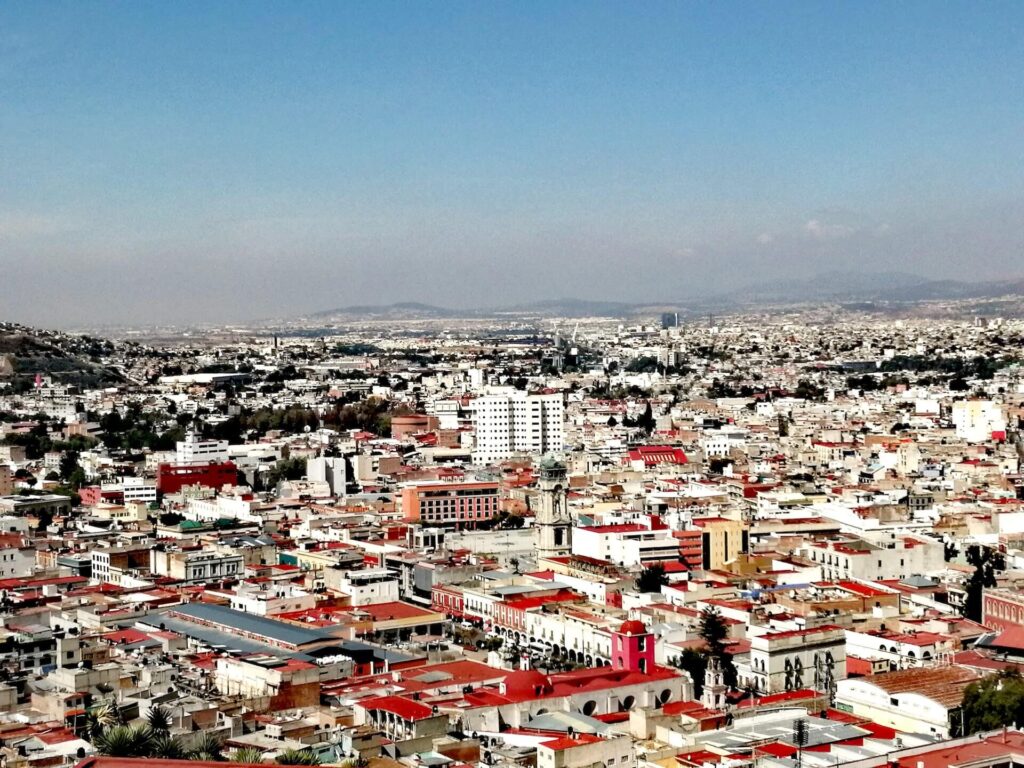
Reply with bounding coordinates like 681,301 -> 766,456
835,666 -> 980,738
157,461 -> 238,494
176,433 -> 230,465
951,400 -> 1007,442
746,625 -> 846,694
399,480 -> 501,527
150,548 -> 244,583
693,517 -> 748,570
471,391 -> 565,464
981,588 -> 1024,631
538,734 -> 635,768
306,456 -> 347,496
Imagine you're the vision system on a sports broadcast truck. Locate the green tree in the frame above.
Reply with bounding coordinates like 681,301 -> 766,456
59,450 -> 80,481
635,563 -> 668,593
699,607 -> 738,689
960,669 -> 1024,735
637,402 -> 655,434
962,545 -> 1002,622
672,648 -> 708,698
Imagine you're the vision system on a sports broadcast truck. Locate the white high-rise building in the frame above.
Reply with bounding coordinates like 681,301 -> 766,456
471,391 -> 564,464
307,456 -> 347,497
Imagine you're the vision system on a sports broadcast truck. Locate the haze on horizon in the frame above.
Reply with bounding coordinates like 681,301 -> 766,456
1,1 -> 1022,327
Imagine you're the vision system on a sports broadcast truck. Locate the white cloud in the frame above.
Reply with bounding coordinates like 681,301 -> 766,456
756,232 -> 775,244
804,218 -> 856,241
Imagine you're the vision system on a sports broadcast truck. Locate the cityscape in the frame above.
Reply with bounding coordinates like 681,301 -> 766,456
3,4 -> 1024,768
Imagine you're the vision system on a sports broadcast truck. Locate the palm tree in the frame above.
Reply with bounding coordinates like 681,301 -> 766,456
94,724 -> 155,757
147,705 -> 172,734
188,731 -> 226,762
92,701 -> 121,730
274,749 -> 321,766
84,711 -> 106,741
231,747 -> 267,764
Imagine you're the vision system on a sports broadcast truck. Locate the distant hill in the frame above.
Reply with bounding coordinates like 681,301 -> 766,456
0,323 -> 126,390
304,272 -> 1024,322
307,302 -> 464,320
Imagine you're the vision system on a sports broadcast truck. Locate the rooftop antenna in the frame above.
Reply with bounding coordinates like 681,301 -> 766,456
793,717 -> 809,768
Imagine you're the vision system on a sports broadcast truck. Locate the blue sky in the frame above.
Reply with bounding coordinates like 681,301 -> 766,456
1,1 -> 1022,325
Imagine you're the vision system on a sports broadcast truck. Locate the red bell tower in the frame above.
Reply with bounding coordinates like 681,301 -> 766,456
612,620 -> 654,674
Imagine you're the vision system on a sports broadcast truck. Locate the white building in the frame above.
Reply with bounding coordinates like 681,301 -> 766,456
745,625 -> 846,695
176,433 -> 230,466
229,582 -> 316,616
834,667 -> 979,738
471,391 -> 565,465
306,456 -> 347,497
951,400 -> 1006,443
329,569 -> 400,606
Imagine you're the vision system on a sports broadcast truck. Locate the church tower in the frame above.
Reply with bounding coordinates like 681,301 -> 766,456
702,656 -> 728,710
535,456 -> 572,558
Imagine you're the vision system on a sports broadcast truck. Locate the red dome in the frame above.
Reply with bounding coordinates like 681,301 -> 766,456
618,620 -> 647,636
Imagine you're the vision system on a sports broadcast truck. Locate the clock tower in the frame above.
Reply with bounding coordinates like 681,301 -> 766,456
536,456 -> 572,558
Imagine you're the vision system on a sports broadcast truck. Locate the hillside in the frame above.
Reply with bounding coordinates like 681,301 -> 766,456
0,323 -> 126,390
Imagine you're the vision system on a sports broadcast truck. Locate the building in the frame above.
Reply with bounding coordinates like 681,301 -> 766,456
835,666 -> 980,738
693,517 -> 748,571
471,391 -> 565,465
951,400 -> 1007,443
982,588 -> 1024,631
175,433 -> 230,465
0,494 -> 71,523
536,457 -> 573,558
306,456 -> 347,496
538,734 -> 635,768
91,545 -> 152,585
571,523 -> 678,567
746,625 -> 846,695
802,534 -> 944,581
0,533 -> 34,578
399,479 -> 501,528
157,461 -> 238,494
150,547 -> 244,583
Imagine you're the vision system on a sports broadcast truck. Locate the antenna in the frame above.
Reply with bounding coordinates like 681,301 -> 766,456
793,717 -> 808,768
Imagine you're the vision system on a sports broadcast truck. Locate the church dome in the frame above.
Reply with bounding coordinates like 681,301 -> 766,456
618,620 -> 647,636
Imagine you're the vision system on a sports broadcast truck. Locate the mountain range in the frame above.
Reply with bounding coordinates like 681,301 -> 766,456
306,272 -> 1024,320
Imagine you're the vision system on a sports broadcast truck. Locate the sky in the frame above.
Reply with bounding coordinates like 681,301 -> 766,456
1,1 -> 1023,327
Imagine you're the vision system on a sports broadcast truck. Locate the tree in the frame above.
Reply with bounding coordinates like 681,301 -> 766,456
699,607 -> 738,689
637,402 -> 655,434
960,669 -> 1024,735
59,450 -> 80,481
962,545 -> 1002,622
672,648 -> 708,698
635,563 -> 668,593
275,749 -> 322,766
